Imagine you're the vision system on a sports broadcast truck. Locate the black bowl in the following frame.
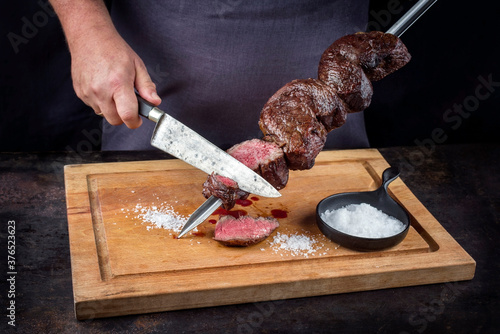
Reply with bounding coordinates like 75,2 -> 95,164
316,167 -> 410,252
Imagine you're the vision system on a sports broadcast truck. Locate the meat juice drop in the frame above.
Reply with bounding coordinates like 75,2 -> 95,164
271,209 -> 288,219
211,196 -> 288,220
235,199 -> 253,207
213,207 -> 248,218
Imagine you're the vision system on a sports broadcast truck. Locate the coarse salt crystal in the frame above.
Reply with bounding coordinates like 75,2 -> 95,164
269,232 -> 322,258
320,203 -> 405,238
134,203 -> 189,233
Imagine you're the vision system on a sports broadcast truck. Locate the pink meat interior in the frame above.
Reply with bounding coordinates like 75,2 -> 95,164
228,139 -> 282,170
215,216 -> 280,241
214,174 -> 238,187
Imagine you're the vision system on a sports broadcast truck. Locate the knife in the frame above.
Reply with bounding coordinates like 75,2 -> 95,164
137,94 -> 280,198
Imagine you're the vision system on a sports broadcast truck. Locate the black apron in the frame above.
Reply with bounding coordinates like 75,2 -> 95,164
103,0 -> 370,150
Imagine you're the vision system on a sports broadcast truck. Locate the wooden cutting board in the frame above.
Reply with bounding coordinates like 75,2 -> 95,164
64,149 -> 475,320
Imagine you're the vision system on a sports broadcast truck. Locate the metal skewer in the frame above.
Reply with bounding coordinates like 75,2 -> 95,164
387,0 -> 438,37
177,0 -> 439,239
177,195 -> 222,238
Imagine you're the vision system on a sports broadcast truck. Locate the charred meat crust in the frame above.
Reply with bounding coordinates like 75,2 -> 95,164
260,99 -> 327,170
258,78 -> 350,170
320,31 -> 411,82
266,79 -> 349,131
202,173 -> 249,210
318,54 -> 373,112
318,32 -> 410,112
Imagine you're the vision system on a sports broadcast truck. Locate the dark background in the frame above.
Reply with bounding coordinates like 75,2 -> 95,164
366,0 -> 500,148
1,0 -> 499,152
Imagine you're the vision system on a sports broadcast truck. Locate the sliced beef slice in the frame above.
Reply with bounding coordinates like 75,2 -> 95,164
227,138 -> 289,190
214,215 -> 280,246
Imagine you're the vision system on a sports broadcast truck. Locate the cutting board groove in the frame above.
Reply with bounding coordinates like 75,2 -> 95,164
87,176 -> 113,281
64,149 -> 475,320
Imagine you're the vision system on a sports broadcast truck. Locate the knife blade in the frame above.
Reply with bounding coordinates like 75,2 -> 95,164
136,94 -> 281,199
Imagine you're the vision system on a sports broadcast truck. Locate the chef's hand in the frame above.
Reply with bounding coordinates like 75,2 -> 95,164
70,29 -> 161,128
49,0 -> 161,129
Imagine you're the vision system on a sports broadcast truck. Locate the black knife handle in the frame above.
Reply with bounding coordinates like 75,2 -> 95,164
136,93 -> 155,118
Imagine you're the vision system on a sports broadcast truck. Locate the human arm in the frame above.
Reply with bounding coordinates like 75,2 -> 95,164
49,0 -> 161,128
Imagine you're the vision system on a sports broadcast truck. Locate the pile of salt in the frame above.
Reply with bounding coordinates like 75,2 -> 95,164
320,203 -> 405,238
269,232 -> 323,257
134,204 -> 189,233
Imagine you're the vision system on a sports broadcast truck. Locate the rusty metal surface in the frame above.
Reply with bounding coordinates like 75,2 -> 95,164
0,144 -> 498,333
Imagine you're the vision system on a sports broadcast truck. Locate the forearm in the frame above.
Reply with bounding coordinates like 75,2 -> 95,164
49,0 -> 160,128
49,0 -> 117,52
